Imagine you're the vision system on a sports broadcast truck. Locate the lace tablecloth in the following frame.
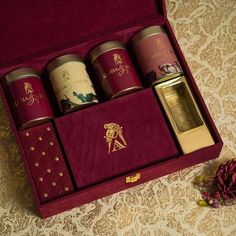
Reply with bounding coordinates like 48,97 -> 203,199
0,0 -> 236,235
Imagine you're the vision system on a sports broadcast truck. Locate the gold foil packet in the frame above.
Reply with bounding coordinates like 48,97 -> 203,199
154,76 -> 214,154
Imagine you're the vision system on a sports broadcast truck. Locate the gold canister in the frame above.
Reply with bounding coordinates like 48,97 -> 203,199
47,54 -> 98,113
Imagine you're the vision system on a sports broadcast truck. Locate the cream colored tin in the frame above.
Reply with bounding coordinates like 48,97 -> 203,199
47,54 -> 98,113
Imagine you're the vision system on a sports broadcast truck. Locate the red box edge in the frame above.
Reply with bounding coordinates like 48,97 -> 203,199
38,142 -> 223,218
0,0 -> 224,218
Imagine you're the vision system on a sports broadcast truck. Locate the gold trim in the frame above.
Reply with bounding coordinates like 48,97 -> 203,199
126,173 -> 141,183
131,25 -> 165,47
154,75 -> 214,154
89,41 -> 125,63
4,67 -> 40,84
111,86 -> 143,99
151,72 -> 183,86
47,54 -> 84,74
20,116 -> 53,130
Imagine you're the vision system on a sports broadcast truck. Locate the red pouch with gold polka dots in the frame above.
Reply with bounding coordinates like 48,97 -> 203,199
19,122 -> 74,203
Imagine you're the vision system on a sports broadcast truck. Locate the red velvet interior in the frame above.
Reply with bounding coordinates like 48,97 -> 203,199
0,1 -> 166,116
55,89 -> 179,189
0,0 -> 164,67
0,0 -> 223,216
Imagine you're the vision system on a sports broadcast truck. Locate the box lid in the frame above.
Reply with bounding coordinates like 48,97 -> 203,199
0,0 -> 166,68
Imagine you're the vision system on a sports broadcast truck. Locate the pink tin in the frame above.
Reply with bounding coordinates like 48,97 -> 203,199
131,25 -> 183,86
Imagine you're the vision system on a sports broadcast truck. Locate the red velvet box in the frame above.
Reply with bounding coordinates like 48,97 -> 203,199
0,0 -> 223,218
55,88 -> 178,189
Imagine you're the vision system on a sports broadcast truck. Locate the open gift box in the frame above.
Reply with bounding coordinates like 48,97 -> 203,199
0,0 -> 223,218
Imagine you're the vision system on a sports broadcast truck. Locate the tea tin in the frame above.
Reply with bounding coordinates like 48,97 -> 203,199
47,54 -> 98,113
89,41 -> 143,98
4,67 -> 53,129
132,25 -> 183,86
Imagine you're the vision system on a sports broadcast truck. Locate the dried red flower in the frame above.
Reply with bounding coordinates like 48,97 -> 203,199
215,159 -> 236,201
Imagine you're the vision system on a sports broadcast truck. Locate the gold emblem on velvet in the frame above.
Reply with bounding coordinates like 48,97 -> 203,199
104,123 -> 127,154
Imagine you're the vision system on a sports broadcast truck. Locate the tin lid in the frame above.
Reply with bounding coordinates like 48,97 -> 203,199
131,25 -> 165,47
4,67 -> 40,84
20,116 -> 53,130
47,54 -> 83,74
89,41 -> 125,63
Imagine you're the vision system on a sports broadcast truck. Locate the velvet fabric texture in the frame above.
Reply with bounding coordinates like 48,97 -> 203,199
0,0 -> 163,67
19,123 -> 74,202
55,89 -> 178,189
0,0 -> 223,218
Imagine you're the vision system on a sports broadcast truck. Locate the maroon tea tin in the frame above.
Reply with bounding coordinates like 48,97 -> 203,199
4,67 -> 53,129
89,41 -> 143,99
131,25 -> 183,86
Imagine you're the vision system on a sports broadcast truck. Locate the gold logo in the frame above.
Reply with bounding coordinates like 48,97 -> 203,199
104,123 -> 127,154
62,70 -> 71,81
99,54 -> 129,79
113,54 -> 123,65
24,82 -> 33,94
15,82 -> 42,107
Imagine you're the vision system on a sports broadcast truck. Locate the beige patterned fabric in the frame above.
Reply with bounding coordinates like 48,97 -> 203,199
0,0 -> 236,235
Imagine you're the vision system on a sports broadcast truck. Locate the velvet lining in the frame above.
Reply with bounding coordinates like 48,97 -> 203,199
0,0 -> 223,218
55,89 -> 179,189
0,0 -> 163,67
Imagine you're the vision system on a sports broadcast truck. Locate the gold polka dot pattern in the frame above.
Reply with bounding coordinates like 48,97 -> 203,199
0,0 -> 235,234
18,123 -> 74,202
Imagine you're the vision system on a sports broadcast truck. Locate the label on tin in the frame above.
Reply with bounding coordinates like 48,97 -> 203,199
93,49 -> 142,98
101,53 -> 130,79
14,82 -> 42,106
49,61 -> 98,113
8,77 -> 53,128
134,33 -> 183,86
